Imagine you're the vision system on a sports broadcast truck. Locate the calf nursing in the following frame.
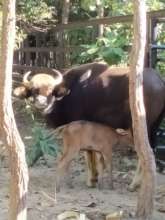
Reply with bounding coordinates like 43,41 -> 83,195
55,120 -> 133,191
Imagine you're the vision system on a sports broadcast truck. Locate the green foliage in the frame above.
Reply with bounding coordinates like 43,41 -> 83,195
1,0 -> 164,67
80,0 -> 165,15
15,0 -> 55,47
154,23 -> 165,76
68,27 -> 95,45
69,1 -> 165,69
157,50 -> 165,77
26,123 -> 60,167
22,102 -> 60,167
157,23 -> 165,45
15,26 -> 27,49
17,0 -> 54,24
81,0 -> 96,11
107,0 -> 133,16
78,28 -> 130,65
146,0 -> 165,10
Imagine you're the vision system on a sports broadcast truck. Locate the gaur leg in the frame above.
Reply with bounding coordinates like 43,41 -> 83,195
128,160 -> 142,191
84,151 -> 98,187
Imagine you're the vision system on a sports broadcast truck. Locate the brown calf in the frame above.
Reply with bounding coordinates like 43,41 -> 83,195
55,120 -> 133,191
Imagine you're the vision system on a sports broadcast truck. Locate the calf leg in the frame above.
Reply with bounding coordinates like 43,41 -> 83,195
96,152 -> 105,189
84,151 -> 98,187
56,147 -> 79,192
102,149 -> 113,189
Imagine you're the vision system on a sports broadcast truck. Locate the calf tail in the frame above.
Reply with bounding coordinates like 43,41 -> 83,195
54,124 -> 67,137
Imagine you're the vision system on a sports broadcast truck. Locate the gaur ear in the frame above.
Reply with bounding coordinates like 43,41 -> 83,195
13,86 -> 32,98
80,69 -> 92,82
116,128 -> 129,135
53,86 -> 70,100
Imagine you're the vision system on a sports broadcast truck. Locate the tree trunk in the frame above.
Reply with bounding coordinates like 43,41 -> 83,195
96,0 -> 104,37
129,1 -> 156,220
62,0 -> 70,67
56,0 -> 70,69
62,0 -> 70,25
0,1 -> 29,220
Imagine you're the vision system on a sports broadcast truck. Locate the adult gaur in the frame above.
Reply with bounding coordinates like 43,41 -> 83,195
14,62 -> 165,186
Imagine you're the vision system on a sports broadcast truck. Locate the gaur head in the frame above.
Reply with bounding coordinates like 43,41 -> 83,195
14,69 -> 65,112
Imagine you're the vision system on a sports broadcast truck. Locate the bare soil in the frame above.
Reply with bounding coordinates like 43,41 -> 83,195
0,100 -> 164,220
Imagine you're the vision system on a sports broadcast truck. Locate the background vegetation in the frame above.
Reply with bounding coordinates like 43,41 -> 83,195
0,0 -> 164,68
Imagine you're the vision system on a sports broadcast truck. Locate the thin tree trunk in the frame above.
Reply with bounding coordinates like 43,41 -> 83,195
62,0 -> 70,25
0,1 -> 29,220
129,1 -> 156,220
56,0 -> 70,69
96,0 -> 104,37
62,0 -> 70,67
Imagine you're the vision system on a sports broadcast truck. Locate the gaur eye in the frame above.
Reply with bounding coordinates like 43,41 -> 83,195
26,89 -> 32,98
32,88 -> 39,95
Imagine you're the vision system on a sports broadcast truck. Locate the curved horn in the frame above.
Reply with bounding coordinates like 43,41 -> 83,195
51,69 -> 63,85
23,71 -> 32,84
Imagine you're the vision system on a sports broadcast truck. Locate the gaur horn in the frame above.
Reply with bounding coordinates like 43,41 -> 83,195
51,69 -> 63,85
23,68 -> 63,86
23,71 -> 32,85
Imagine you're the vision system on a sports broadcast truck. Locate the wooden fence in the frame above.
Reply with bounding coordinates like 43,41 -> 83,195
13,9 -> 165,72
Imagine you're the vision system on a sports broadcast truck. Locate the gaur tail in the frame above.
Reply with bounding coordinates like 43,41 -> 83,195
150,102 -> 165,148
156,102 -> 165,128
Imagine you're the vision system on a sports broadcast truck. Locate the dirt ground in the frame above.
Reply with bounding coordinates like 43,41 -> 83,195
0,100 -> 165,220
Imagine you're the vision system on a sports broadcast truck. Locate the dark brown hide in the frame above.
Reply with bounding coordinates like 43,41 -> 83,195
46,64 -> 165,149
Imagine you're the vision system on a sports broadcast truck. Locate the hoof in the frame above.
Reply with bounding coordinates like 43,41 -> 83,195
56,184 -> 61,193
109,183 -> 114,190
97,181 -> 103,190
55,178 -> 61,193
67,181 -> 74,189
127,183 -> 139,192
86,179 -> 97,188
108,178 -> 114,190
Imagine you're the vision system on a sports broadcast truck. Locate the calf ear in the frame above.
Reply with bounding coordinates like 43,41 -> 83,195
13,86 -> 31,98
116,128 -> 128,136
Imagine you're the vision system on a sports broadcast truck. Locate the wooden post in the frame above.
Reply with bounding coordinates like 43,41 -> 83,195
0,1 -> 29,220
129,1 -> 156,220
150,18 -> 158,68
24,38 -> 31,66
96,0 -> 104,37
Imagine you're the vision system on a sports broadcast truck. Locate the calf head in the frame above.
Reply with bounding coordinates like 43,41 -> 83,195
116,128 -> 133,146
14,69 -> 63,112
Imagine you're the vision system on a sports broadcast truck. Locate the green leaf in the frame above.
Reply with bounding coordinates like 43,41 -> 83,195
26,123 -> 61,166
86,45 -> 99,55
26,144 -> 43,167
101,47 -> 123,65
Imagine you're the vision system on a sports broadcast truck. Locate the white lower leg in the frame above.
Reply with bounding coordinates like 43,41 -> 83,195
128,160 -> 141,191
